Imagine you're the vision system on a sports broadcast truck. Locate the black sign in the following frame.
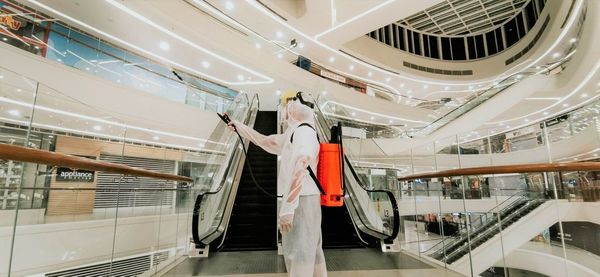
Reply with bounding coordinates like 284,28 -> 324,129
55,155 -> 96,182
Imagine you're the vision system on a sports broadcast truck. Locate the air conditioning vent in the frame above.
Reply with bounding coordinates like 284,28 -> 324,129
45,251 -> 168,277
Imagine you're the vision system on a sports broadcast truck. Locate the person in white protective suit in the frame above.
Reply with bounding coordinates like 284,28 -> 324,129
227,95 -> 327,277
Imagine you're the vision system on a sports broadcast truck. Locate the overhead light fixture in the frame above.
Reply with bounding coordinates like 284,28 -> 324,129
553,52 -> 560,58
275,90 -> 281,95
562,103 -> 569,107
159,41 -> 170,51
367,72 -> 372,77
153,136 -> 160,141
385,77 -> 391,82
8,110 -> 20,117
298,42 -> 304,48
16,89 -> 22,92
201,61 -> 210,68
400,83 -> 405,88
370,116 -> 375,120
237,74 -> 245,81
349,65 -> 354,71
407,90 -> 412,94
423,85 -> 428,89
93,125 -> 102,131
276,53 -> 283,59
444,86 -> 449,91
0,75 -> 3,79
322,91 -> 327,95
276,31 -> 284,38
224,1 -> 234,10
351,112 -> 356,117
198,142 -> 205,148
255,42 -> 262,49
543,111 -> 549,115
388,120 -> 393,124
2,37 -> 7,41
570,38 -> 577,43
328,56 -> 335,63
582,93 -> 588,98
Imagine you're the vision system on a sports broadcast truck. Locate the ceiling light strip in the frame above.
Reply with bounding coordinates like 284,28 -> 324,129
0,96 -> 222,145
26,0 -> 269,86
315,0 -> 395,39
104,0 -> 273,84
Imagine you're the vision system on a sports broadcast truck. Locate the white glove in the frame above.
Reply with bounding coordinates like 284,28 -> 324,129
279,213 -> 294,233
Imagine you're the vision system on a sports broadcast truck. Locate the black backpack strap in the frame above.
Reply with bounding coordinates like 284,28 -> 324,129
289,123 -> 324,195
290,123 -> 316,143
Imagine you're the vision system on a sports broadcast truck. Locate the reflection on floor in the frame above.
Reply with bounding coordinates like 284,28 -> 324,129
163,248 -> 462,277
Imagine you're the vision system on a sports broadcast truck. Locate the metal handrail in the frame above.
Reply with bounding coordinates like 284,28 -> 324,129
191,93 -> 259,247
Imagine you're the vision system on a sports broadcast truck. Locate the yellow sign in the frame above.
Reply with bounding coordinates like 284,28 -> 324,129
0,12 -> 22,31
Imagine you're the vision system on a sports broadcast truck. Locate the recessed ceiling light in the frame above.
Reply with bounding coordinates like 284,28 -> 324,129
582,93 -> 588,98
85,67 -> 90,71
224,1 -> 234,10
8,110 -> 20,116
16,89 -> 22,92
516,74 -> 523,79
298,42 -> 304,48
562,103 -> 569,107
499,122 -> 504,126
275,90 -> 281,95
388,120 -> 393,124
444,86 -> 449,91
367,72 -> 372,77
277,53 -> 283,59
553,52 -> 560,58
570,38 -> 577,43
349,65 -> 354,71
57,59 -> 62,62
201,61 -> 210,68
385,77 -> 390,82
328,56 -> 335,63
524,119 -> 529,122
93,125 -> 102,131
543,111 -> 549,115
237,74 -> 245,81
117,79 -> 121,83
276,30 -> 284,38
351,112 -> 356,117
0,75 -> 3,79
153,136 -> 160,140
370,116 -> 375,120
535,66 -> 541,69
423,85 -> 428,89
468,86 -> 474,90
34,46 -> 40,49
159,41 -> 170,51
322,91 -> 327,95
400,83 -> 405,88
407,90 -> 412,94
331,106 -> 336,111
2,37 -> 7,41
255,43 -> 261,49
198,142 -> 205,148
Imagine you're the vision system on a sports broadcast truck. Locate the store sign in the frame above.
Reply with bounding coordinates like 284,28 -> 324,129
0,12 -> 22,31
55,155 -> 96,182
320,70 -> 346,83
56,168 -> 95,182
505,126 -> 536,139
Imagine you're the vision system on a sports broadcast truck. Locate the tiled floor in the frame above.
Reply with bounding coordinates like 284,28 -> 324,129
162,248 -> 462,276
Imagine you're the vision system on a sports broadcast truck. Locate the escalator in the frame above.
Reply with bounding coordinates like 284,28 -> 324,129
218,111 -> 278,251
191,93 -> 400,255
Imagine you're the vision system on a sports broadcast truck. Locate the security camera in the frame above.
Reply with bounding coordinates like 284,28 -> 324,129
290,39 -> 297,48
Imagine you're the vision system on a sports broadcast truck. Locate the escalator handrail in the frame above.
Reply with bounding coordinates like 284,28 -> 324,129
421,189 -> 528,254
192,94 -> 259,247
308,94 -> 399,243
342,154 -> 400,244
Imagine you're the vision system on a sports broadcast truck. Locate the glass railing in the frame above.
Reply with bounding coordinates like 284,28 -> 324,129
191,94 -> 258,248
0,63 -> 247,276
309,94 -> 399,243
0,0 -> 235,113
397,164 -> 600,276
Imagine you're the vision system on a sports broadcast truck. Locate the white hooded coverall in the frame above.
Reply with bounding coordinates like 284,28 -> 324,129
230,100 -> 327,277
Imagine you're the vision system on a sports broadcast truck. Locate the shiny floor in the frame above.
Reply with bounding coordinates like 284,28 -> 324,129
163,248 -> 462,277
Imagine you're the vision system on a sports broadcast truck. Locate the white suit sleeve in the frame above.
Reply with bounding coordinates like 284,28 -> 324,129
279,126 -> 319,217
232,120 -> 285,155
